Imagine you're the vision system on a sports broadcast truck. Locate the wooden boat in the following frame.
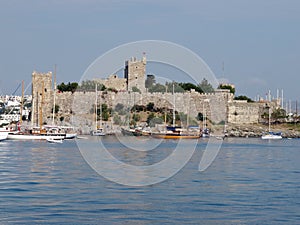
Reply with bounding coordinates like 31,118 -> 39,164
121,127 -> 143,136
151,84 -> 200,139
152,132 -> 200,139
152,126 -> 200,139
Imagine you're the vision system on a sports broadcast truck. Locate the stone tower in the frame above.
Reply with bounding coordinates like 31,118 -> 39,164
31,71 -> 53,126
124,56 -> 146,93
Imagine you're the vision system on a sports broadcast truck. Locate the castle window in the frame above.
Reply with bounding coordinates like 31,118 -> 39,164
45,88 -> 47,92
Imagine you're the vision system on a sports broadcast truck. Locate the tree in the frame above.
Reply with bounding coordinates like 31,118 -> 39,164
218,84 -> 235,94
148,83 -> 166,93
178,82 -> 203,93
272,108 -> 286,119
146,113 -> 155,125
132,86 -> 141,93
78,80 -> 106,91
145,74 -> 156,88
147,113 -> 163,127
57,82 -> 78,93
234,95 -> 254,102
165,82 -> 184,93
146,102 -> 155,112
113,114 -> 121,125
198,78 -> 214,93
115,103 -> 124,112
132,113 -> 141,122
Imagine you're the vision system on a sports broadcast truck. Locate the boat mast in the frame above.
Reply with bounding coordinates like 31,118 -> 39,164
172,82 -> 175,127
187,92 -> 190,128
203,101 -> 206,130
99,85 -> 102,128
52,65 -> 56,125
39,81 -> 45,132
268,107 -> 271,133
95,83 -> 97,130
20,80 -> 24,125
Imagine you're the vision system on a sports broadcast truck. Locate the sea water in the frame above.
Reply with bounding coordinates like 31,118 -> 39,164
0,137 -> 299,224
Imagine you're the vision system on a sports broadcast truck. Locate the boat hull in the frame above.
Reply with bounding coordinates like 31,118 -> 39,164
152,133 -> 200,139
261,135 -> 282,140
65,133 -> 77,139
0,132 -> 8,141
7,134 -> 65,140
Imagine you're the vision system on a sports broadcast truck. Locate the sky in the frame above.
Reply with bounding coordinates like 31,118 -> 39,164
0,0 -> 299,103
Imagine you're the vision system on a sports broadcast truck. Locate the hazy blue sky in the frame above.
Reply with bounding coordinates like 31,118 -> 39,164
0,0 -> 299,102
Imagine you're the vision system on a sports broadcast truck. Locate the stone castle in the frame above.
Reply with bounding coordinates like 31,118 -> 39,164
31,56 -> 280,132
94,56 -> 146,92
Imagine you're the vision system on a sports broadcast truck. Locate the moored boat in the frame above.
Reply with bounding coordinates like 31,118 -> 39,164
0,131 -> 8,141
91,128 -> 106,136
261,107 -> 282,140
151,126 -> 200,139
47,137 -> 63,143
261,132 -> 282,140
7,132 -> 65,141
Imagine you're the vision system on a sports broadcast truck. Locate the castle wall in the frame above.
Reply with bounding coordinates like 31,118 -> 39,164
228,101 -> 260,124
95,74 -> 126,91
41,89 -> 233,132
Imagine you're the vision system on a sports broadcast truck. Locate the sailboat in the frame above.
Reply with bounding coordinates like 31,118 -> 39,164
49,66 -> 77,139
7,81 -> 65,141
91,83 -> 105,136
261,107 -> 282,140
201,99 -> 210,138
151,84 -> 200,139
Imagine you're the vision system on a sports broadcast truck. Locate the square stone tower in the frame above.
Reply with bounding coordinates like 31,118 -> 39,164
124,56 -> 146,93
31,71 -> 53,126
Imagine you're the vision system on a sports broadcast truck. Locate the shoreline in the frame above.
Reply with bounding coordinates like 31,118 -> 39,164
223,123 -> 300,138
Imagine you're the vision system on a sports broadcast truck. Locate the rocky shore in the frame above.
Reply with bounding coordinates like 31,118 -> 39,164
225,123 -> 300,138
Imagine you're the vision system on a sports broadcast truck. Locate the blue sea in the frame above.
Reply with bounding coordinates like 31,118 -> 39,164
0,137 -> 299,224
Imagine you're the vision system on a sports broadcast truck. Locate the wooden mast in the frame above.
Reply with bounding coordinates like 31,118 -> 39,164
39,81 -> 45,133
20,80 -> 24,124
52,65 -> 57,125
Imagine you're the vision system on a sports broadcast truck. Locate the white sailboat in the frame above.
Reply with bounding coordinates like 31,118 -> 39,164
51,66 -> 77,139
201,99 -> 210,138
7,81 -> 65,141
91,83 -> 105,136
261,107 -> 282,140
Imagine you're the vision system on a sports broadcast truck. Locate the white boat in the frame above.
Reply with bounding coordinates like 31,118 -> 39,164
261,107 -> 282,140
261,132 -> 282,140
7,132 -> 65,141
0,132 -> 8,141
65,133 -> 77,139
0,126 -> 10,141
91,128 -> 106,136
47,137 -> 63,143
